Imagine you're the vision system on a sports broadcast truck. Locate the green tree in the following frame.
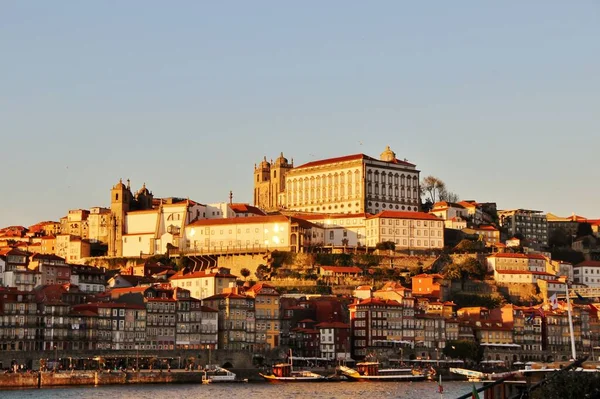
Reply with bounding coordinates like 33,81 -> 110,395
443,340 -> 483,363
549,228 -> 571,248
240,268 -> 251,281
376,241 -> 396,251
255,264 -> 270,280
454,239 -> 478,253
444,258 -> 486,290
576,222 -> 594,238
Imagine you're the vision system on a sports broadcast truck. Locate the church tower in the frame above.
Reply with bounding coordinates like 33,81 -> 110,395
253,156 -> 272,210
270,152 -> 293,209
108,179 -> 132,257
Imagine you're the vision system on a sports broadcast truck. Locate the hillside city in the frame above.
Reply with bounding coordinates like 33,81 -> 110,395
1,145 -> 599,369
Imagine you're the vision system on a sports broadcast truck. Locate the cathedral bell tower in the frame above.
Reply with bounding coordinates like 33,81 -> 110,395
108,179 -> 132,257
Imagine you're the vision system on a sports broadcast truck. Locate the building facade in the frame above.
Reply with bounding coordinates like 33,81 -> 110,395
254,146 -> 421,215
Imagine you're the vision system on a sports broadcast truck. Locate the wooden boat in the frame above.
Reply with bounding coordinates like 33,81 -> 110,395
338,362 -> 426,382
259,351 -> 327,382
202,365 -> 236,383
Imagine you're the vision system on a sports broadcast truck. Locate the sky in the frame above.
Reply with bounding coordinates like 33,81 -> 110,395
1,1 -> 599,227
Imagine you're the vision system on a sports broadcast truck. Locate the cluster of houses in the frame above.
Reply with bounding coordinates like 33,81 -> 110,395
0,248 -> 598,365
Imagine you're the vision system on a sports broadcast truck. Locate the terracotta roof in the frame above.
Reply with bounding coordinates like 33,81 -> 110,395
294,154 -> 371,169
288,212 -> 368,221
368,211 -> 441,221
495,270 -> 555,276
245,282 -> 279,295
200,305 -> 218,312
349,297 -> 402,307
488,253 -> 547,260
188,215 -> 290,227
229,203 -> 266,216
413,273 -> 444,279
575,261 -> 600,268
315,321 -> 350,329
476,225 -> 498,231
203,292 -> 247,300
170,271 -> 237,280
321,266 -> 362,273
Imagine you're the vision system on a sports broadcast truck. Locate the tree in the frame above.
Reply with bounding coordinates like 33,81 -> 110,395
454,239 -> 479,253
421,176 -> 446,204
240,268 -> 251,281
439,189 -> 459,203
549,228 -> 571,248
444,257 -> 486,289
576,222 -> 594,239
443,340 -> 483,363
255,264 -> 270,281
376,241 -> 396,251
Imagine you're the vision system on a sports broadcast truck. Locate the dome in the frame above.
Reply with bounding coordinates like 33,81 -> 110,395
112,178 -> 127,190
380,145 -> 397,162
137,183 -> 151,196
274,152 -> 289,166
259,156 -> 271,170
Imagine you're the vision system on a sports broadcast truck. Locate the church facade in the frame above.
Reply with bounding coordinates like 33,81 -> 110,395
253,146 -> 421,215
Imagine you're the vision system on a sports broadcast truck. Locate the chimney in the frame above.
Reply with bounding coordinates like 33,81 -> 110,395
229,190 -> 233,205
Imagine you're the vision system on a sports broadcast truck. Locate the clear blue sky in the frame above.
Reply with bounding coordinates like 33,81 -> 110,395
1,1 -> 599,227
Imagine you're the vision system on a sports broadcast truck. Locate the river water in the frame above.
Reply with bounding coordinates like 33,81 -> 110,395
1,381 -> 480,399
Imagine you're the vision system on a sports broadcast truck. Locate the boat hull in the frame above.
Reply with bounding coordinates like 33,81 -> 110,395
259,373 -> 327,382
344,374 -> 426,382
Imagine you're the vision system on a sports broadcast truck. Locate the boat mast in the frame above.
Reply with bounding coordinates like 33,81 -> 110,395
289,349 -> 293,372
565,282 -> 577,360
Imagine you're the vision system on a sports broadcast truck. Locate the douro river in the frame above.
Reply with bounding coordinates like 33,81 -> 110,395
1,381 -> 480,399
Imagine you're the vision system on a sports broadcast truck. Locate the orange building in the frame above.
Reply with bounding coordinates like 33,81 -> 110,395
411,273 -> 448,300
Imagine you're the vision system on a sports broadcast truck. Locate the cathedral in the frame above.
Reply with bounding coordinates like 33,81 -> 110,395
108,179 -> 154,257
253,146 -> 421,215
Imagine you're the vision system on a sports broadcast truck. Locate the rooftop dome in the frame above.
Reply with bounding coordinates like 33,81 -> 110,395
380,145 -> 397,162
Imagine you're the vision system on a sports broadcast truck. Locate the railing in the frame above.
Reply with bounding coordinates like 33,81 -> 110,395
454,356 -> 588,399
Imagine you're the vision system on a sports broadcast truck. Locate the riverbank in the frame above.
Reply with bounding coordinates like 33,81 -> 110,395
0,369 -> 226,388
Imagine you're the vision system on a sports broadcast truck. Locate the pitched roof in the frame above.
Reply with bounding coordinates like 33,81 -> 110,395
188,215 -> 289,227
203,292 -> 247,300
488,253 -> 547,260
321,266 -> 362,273
229,203 -> 266,216
315,321 -> 350,329
170,270 -> 237,280
368,211 -> 441,221
575,261 -> 600,268
294,154 -> 371,169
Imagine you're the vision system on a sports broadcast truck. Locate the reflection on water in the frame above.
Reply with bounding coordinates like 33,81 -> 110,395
0,381 -> 481,399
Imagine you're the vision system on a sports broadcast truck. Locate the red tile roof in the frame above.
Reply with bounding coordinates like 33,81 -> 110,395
575,261 -> 600,268
229,203 -> 266,216
368,211 -> 441,221
294,154 -> 371,169
495,270 -> 555,276
188,215 -> 289,227
170,271 -> 237,280
315,321 -> 350,329
488,253 -> 547,260
321,266 -> 362,274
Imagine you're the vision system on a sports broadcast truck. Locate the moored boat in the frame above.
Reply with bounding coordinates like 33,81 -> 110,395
259,351 -> 327,382
338,362 -> 426,382
202,365 -> 236,383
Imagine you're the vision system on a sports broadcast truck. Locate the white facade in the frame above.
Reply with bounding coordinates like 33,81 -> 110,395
291,213 -> 367,247
283,147 -> 420,215
494,270 -> 556,284
365,211 -> 444,249
573,262 -> 600,287
184,216 -> 294,252
170,269 -> 237,300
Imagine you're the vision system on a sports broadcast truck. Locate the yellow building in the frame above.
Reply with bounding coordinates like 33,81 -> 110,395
245,282 -> 280,349
254,146 -> 421,215
55,234 -> 91,262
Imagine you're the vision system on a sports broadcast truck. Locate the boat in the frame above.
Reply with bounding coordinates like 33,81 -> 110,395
201,365 -> 236,383
450,367 -> 486,382
338,362 -> 427,382
259,351 -> 327,382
